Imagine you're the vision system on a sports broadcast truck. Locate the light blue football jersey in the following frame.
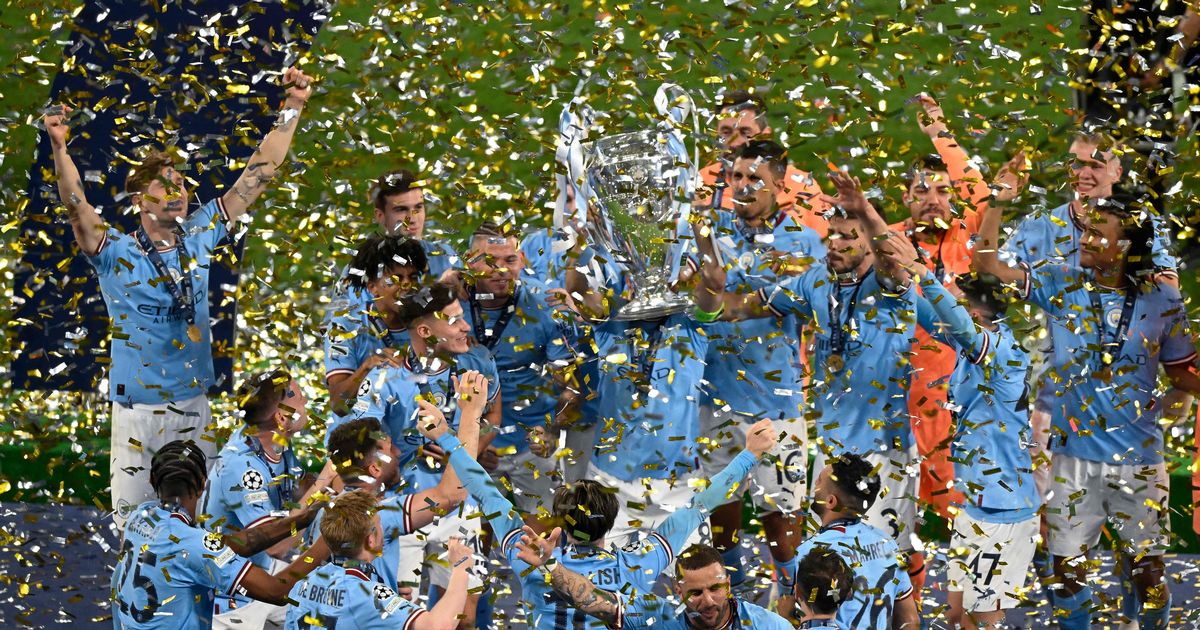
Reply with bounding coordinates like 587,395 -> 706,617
87,198 -> 230,404
303,488 -> 417,589
796,517 -> 913,629
437,432 -> 759,630
459,284 -> 577,453
915,274 -> 1040,521
349,345 -> 500,494
1022,264 -> 1196,464
112,501 -> 251,629
284,560 -> 424,630
684,211 -> 826,420
198,426 -> 302,611
764,267 -> 918,456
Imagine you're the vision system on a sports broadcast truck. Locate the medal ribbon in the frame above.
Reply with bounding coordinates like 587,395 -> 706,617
469,285 -> 519,350
828,270 -> 868,356
1087,284 -> 1137,368
135,227 -> 195,325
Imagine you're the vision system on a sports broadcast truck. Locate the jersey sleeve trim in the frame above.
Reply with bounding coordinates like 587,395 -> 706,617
648,531 -> 675,563
92,230 -> 112,256
1162,351 -> 1198,367
896,586 -> 914,601
758,287 -> 785,318
228,559 -> 254,595
500,526 -> 524,556
402,608 -> 426,630
244,514 -> 278,529
215,196 -> 230,223
325,368 -> 356,379
401,493 -> 416,535
968,327 -> 991,365
1018,262 -> 1032,300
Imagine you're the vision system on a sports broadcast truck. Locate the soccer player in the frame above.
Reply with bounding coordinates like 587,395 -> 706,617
693,170 -> 925,600
351,283 -> 500,626
325,235 -> 429,416
974,188 -> 1200,629
905,94 -> 1030,521
112,440 -> 329,629
200,369 -> 326,628
418,394 -> 778,630
789,454 -> 920,629
309,376 -> 482,593
42,67 -> 314,527
699,89 -> 828,232
459,223 -> 580,514
684,139 -> 825,598
284,489 -> 475,630
371,168 -> 458,278
883,238 -> 1041,629
793,546 -> 855,630
511,539 -> 792,630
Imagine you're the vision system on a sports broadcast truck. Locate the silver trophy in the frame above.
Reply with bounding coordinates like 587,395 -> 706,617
559,83 -> 698,321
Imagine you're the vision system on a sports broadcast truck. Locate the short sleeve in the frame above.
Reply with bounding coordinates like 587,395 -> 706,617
1159,288 -> 1197,366
999,214 -> 1041,264
183,528 -> 253,596
353,581 -> 425,630
224,460 -> 278,528
84,227 -> 130,275
1023,263 -> 1071,312
325,316 -> 365,379
378,493 -> 415,540
184,198 -> 231,252
893,554 -> 914,600
617,531 -> 678,590
760,267 -> 819,319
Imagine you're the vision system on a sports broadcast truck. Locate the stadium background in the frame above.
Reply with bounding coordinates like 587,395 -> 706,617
0,0 -> 1197,622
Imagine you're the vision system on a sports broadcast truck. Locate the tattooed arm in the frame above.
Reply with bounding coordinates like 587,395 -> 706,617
42,106 -> 104,255
221,67 -> 314,221
516,526 -> 625,626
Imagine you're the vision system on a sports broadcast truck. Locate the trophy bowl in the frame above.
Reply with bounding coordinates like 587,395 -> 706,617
585,129 -> 693,321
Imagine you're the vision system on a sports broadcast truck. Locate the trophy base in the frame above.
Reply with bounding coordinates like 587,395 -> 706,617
613,294 -> 693,322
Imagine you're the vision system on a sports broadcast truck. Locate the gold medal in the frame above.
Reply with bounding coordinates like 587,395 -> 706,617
187,324 -> 202,343
828,353 -> 845,373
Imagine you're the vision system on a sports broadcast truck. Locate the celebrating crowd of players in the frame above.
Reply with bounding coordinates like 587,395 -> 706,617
41,63 -> 1200,630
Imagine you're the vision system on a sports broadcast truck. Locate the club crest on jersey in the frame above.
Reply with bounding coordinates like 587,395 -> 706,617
242,469 -> 265,491
203,532 -> 225,552
1105,308 -> 1122,328
738,251 -> 755,270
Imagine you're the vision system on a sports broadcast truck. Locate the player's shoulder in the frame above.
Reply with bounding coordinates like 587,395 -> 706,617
737,599 -> 791,628
460,344 -> 499,371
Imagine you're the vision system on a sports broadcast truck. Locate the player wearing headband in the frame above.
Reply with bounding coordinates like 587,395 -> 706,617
112,440 -> 329,629
41,68 -> 314,527
975,187 -> 1200,629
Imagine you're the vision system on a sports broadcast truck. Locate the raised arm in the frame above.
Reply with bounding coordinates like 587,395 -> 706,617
409,371 -> 487,529
918,272 -> 985,357
419,399 -> 524,539
690,215 -> 775,321
972,152 -> 1029,287
220,67 -> 313,222
561,222 -> 613,321
515,526 -> 624,627
653,420 -> 776,551
413,538 -> 475,630
914,94 -> 993,208
42,106 -> 105,256
826,171 -> 910,288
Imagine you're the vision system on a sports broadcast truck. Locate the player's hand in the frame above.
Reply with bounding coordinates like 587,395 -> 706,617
479,447 -> 500,472
745,419 -> 778,457
764,250 -> 813,277
42,105 -> 72,150
545,287 -> 581,315
361,347 -> 402,373
913,93 -> 949,138
416,398 -> 449,440
878,231 -> 925,278
826,171 -> 871,218
453,370 -> 489,419
282,66 -> 313,106
396,586 -> 415,601
991,150 -> 1030,204
516,525 -> 561,568
446,537 -> 475,572
527,425 -> 556,458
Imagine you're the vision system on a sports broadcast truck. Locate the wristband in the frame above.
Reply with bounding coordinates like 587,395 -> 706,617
692,304 -> 724,323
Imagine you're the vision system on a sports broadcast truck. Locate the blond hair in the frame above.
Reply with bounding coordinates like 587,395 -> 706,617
320,489 -> 379,555
125,148 -> 177,195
